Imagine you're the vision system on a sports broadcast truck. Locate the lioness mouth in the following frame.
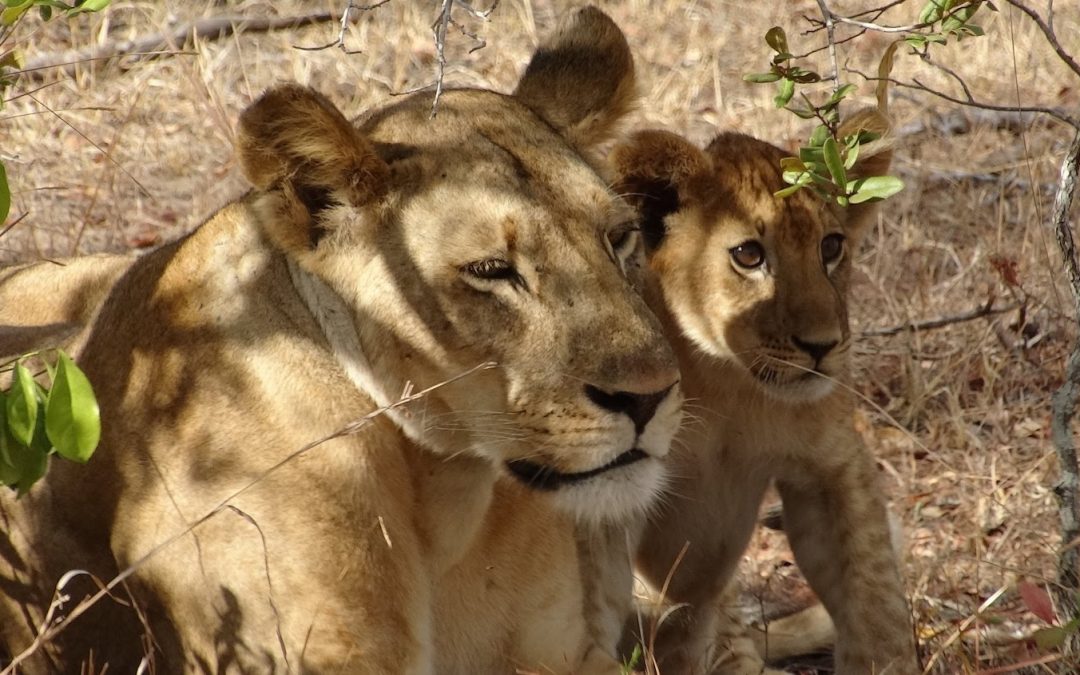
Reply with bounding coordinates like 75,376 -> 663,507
505,448 -> 648,491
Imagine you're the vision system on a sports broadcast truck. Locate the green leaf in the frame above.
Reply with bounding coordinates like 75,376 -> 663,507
773,78 -> 795,109
6,363 -> 38,447
843,141 -> 861,170
0,395 -> 47,493
904,34 -> 929,49
799,146 -> 824,165
788,107 -> 818,120
765,26 -> 789,54
0,160 -> 8,225
0,392 -> 20,486
774,184 -> 804,198
0,0 -> 32,25
787,68 -> 821,84
779,157 -> 806,173
743,71 -> 782,84
1034,626 -> 1067,650
45,351 -> 100,463
849,175 -> 905,203
809,125 -> 830,148
827,83 -> 857,105
820,137 -> 846,190
69,0 -> 110,13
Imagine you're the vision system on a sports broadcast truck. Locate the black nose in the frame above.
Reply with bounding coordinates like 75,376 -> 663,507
585,383 -> 674,434
792,337 -> 838,364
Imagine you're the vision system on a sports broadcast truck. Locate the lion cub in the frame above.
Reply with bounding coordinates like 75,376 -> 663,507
610,111 -> 920,674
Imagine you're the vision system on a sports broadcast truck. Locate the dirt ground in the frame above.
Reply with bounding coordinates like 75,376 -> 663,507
3,0 -> 1080,672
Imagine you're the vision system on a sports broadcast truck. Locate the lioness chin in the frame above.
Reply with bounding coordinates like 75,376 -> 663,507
0,7 -> 683,674
609,111 -> 920,674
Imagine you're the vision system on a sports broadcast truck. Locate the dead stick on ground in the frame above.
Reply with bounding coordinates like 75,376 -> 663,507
18,13 -> 341,80
1050,127 -> 1080,638
860,302 -> 1019,338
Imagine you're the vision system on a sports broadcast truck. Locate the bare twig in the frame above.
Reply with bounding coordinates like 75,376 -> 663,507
293,0 -> 392,53
0,361 -> 497,673
1049,127 -> 1080,640
813,0 -> 841,88
431,0 -> 454,117
847,68 -> 1080,128
20,13 -> 339,80
427,0 -> 498,117
860,302 -> 1020,338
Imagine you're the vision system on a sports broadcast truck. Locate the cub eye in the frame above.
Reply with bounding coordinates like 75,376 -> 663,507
730,240 -> 766,269
821,233 -> 845,266
607,226 -> 640,258
462,258 -> 517,281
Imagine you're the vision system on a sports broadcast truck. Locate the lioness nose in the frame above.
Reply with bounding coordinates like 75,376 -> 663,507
585,383 -> 675,434
792,337 -> 838,363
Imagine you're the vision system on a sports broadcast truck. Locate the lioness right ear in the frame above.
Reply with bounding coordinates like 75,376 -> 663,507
513,7 -> 636,152
610,130 -> 711,251
236,84 -> 390,248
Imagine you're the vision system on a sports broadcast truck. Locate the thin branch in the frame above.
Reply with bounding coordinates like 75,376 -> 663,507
293,0 -> 392,53
860,302 -> 1020,338
0,361 -> 497,674
804,1 -> 984,34
20,14 -> 340,80
1000,0 -> 1080,79
814,0 -> 841,88
431,0 -> 454,117
846,68 -> 1080,128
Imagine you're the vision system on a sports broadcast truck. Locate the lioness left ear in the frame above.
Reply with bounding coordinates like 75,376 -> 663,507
513,6 -> 636,152
610,130 -> 712,251
236,84 -> 391,249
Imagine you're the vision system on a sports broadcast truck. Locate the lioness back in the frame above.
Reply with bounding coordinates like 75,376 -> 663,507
0,254 -> 132,359
610,113 -> 919,674
0,7 -> 683,674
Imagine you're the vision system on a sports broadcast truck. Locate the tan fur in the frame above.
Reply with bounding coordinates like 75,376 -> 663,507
0,8 -> 684,673
611,112 -> 919,674
0,255 -> 133,359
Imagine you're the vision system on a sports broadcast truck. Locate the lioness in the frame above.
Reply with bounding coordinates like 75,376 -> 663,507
0,8 -> 683,673
610,111 -> 919,674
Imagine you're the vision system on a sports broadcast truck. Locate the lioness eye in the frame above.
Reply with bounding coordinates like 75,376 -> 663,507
463,258 -> 518,281
607,227 -> 639,258
730,240 -> 765,269
821,233 -> 845,266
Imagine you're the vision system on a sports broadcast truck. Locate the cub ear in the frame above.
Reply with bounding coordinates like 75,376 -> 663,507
236,84 -> 390,244
513,6 -> 636,152
610,130 -> 711,251
837,107 -> 895,235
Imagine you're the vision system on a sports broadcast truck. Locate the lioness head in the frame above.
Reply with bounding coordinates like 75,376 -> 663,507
235,8 -> 680,522
612,110 -> 893,403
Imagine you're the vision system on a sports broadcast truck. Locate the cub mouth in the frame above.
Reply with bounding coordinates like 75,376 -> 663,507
505,448 -> 649,491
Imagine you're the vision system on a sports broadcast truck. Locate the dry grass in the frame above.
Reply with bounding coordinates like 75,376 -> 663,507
2,0 -> 1080,672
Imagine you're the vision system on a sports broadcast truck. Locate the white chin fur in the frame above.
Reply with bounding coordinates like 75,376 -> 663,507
765,374 -> 836,404
550,458 -> 667,526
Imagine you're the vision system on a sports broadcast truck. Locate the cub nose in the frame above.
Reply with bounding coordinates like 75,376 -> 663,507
792,336 -> 839,364
585,383 -> 676,434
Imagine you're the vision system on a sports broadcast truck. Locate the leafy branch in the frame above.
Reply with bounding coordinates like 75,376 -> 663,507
0,350 -> 101,494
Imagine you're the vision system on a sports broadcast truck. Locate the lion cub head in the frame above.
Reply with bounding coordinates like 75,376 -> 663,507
233,8 -> 680,522
612,111 -> 893,403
